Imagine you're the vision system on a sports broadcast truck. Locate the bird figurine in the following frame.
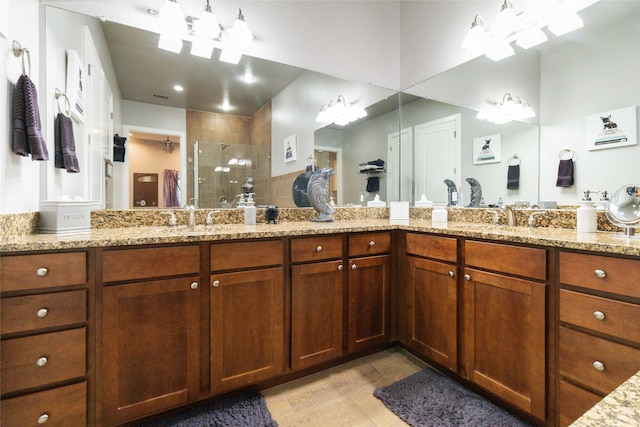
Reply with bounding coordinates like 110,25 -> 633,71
444,179 -> 458,206
466,177 -> 482,207
307,167 -> 336,222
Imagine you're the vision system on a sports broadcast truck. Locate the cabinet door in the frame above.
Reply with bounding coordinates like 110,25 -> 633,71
210,268 -> 284,392
463,268 -> 546,420
291,260 -> 343,370
406,256 -> 457,371
347,255 -> 390,353
102,276 -> 201,426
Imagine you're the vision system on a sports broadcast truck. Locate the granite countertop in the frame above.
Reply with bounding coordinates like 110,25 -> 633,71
571,370 -> 640,426
2,219 -> 640,256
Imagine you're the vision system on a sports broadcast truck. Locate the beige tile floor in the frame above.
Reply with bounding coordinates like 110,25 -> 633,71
262,347 -> 428,427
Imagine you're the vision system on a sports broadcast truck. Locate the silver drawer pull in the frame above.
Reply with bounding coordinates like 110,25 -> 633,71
212,280 -> 220,288
36,357 -> 48,367
593,361 -> 605,372
351,264 -> 357,270
448,271 -> 455,278
369,241 -> 375,247
316,245 -> 322,252
594,269 -> 606,279
37,308 -> 49,318
464,274 -> 471,281
593,311 -> 606,321
190,282 -> 198,290
338,265 -> 343,271
36,267 -> 48,277
37,413 -> 49,424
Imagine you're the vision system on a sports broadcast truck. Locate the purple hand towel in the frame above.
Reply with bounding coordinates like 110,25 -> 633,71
12,74 -> 49,160
507,165 -> 520,190
556,159 -> 574,187
54,113 -> 80,172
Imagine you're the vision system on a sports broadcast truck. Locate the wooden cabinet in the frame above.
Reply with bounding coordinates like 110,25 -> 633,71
404,233 -> 458,371
0,251 -> 88,427
347,232 -> 391,353
210,240 -> 284,393
100,245 -> 201,426
463,241 -> 547,421
557,251 -> 640,426
291,235 -> 344,370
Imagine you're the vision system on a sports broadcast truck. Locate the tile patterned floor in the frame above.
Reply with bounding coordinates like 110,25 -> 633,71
263,348 -> 428,427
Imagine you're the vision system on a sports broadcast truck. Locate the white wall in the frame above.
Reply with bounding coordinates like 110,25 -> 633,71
1,1 -> 42,213
539,11 -> 640,205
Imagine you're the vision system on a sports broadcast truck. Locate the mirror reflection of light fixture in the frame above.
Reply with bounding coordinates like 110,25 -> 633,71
461,0 -> 588,61
219,9 -> 254,64
316,95 -> 367,126
163,136 -> 176,153
476,93 -> 536,124
158,0 -> 187,53
190,0 -> 220,58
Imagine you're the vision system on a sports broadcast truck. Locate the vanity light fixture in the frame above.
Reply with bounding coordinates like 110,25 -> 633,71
158,0 -> 187,54
219,9 -> 254,64
190,0 -> 220,58
461,0 -> 588,61
316,95 -> 367,126
476,93 -> 536,124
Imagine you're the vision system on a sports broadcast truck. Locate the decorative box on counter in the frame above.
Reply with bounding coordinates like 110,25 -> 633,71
39,200 -> 91,234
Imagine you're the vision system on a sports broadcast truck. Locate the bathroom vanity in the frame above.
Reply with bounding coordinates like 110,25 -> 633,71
1,217 -> 639,426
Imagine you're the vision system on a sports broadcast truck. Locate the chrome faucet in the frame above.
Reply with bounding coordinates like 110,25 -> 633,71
205,211 -> 217,226
161,211 -> 177,227
186,198 -> 198,227
528,211 -> 547,228
485,209 -> 500,225
502,205 -> 517,226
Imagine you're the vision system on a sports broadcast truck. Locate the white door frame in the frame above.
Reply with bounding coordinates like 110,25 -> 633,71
314,145 -> 343,206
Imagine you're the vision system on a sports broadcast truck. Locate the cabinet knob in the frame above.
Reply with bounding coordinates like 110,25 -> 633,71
190,282 -> 198,290
316,245 -> 322,252
448,271 -> 455,278
369,241 -> 375,247
36,357 -> 48,367
593,360 -> 605,372
594,269 -> 606,279
464,274 -> 471,281
36,267 -> 48,277
37,308 -> 49,318
593,310 -> 606,321
351,264 -> 357,270
338,265 -> 343,271
37,413 -> 49,424
212,280 -> 220,288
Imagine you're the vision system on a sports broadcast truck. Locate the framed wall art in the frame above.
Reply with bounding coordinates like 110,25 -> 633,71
586,106 -> 637,151
284,134 -> 297,163
472,134 -> 501,165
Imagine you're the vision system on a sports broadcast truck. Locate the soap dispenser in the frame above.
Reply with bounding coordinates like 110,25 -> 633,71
577,190 -> 597,233
244,193 -> 256,225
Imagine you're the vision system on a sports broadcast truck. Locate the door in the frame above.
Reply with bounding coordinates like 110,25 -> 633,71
406,256 -> 458,371
291,260 -> 344,370
102,277 -> 201,425
463,268 -> 546,420
414,114 -> 461,204
210,268 -> 284,392
347,255 -> 390,353
387,127 -> 412,203
133,173 -> 158,207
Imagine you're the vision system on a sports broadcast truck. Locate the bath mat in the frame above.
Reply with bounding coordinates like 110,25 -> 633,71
142,390 -> 278,427
374,369 -> 533,427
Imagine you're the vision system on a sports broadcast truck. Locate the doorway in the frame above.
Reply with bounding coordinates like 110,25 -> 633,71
314,146 -> 343,206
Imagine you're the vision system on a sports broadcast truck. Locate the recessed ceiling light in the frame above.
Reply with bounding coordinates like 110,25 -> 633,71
173,85 -> 184,92
241,73 -> 256,83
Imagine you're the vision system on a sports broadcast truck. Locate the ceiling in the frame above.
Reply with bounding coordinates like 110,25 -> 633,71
102,21 -> 305,117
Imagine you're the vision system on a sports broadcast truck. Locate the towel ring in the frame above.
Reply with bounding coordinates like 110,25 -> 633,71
55,89 -> 71,116
507,155 -> 521,166
12,40 -> 31,76
559,149 -> 575,160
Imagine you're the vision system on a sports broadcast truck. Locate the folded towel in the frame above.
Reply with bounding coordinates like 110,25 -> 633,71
366,176 -> 380,192
507,165 -> 520,190
13,74 -> 49,160
54,113 -> 80,172
556,159 -> 574,187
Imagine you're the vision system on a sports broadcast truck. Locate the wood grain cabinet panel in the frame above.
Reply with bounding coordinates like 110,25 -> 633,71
466,241 -> 546,280
558,379 -> 603,427
559,252 -> 640,298
405,233 -> 457,262
348,232 -> 390,257
291,235 -> 343,263
211,240 -> 283,271
102,245 -> 199,283
0,252 -> 86,291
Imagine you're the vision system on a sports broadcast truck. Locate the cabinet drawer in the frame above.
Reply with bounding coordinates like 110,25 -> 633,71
560,252 -> 640,298
0,252 -> 86,292
1,290 -> 86,335
559,327 -> 640,396
405,233 -> 457,262
102,245 -> 199,282
211,240 -> 283,271
465,240 -> 546,280
291,235 -> 343,263
349,232 -> 390,257
560,290 -> 640,343
1,328 -> 86,394
1,381 -> 86,427
558,380 -> 603,427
